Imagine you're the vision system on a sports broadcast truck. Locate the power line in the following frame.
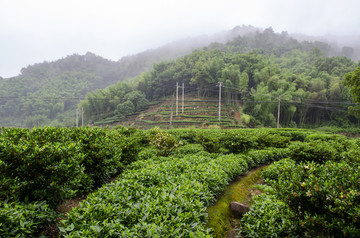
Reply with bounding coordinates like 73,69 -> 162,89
0,95 -> 358,106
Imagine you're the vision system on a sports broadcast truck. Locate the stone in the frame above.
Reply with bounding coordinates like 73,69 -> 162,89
230,201 -> 250,218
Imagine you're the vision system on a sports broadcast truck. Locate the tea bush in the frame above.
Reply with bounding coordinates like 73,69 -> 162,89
0,126 -> 148,237
240,194 -> 298,237
242,143 -> 360,237
0,126 -> 147,207
169,128 -> 306,155
0,139 -> 91,206
288,141 -> 338,164
265,160 -> 360,237
65,127 -> 123,186
222,130 -> 258,153
0,201 -> 57,237
60,148 -> 289,237
148,127 -> 181,156
304,133 -> 353,154
2,127 -> 349,237
172,143 -> 205,157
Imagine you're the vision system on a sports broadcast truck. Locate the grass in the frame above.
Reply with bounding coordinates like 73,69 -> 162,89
206,166 -> 268,238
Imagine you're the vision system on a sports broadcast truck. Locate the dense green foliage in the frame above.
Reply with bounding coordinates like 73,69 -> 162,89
82,29 -> 358,127
0,201 -> 57,237
1,27 -> 358,128
60,146 -> 288,237
59,128 -> 296,237
240,134 -> 360,237
0,126 -> 148,236
0,53 -> 122,127
1,126 -> 359,237
0,126 -> 145,207
0,26 -> 256,128
343,66 -> 360,118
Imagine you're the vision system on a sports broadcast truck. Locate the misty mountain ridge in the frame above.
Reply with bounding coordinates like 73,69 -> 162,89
3,24 -> 359,81
1,25 -> 359,127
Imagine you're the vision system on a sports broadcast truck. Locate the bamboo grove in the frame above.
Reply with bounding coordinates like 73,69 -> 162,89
82,29 -> 359,127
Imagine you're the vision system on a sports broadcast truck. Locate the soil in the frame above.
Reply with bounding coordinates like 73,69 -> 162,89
234,111 -> 241,122
56,196 -> 86,214
41,223 -> 60,238
40,196 -> 88,238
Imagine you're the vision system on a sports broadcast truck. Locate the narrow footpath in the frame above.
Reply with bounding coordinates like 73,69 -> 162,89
207,165 -> 268,238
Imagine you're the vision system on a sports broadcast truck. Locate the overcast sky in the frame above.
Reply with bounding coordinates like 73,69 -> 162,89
1,0 -> 359,78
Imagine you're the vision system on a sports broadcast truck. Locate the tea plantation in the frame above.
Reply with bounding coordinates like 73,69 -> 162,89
1,126 -> 359,237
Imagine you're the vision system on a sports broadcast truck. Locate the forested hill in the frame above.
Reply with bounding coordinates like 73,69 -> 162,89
1,26 -> 359,128
0,25 -> 261,127
0,52 -> 120,127
117,25 -> 261,79
81,28 -> 359,128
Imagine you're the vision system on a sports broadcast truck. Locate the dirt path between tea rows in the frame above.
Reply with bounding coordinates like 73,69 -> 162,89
207,165 -> 268,238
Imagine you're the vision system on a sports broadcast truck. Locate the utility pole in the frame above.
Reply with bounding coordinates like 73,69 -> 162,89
277,96 -> 281,129
169,90 -> 175,129
218,82 -> 222,122
81,107 -> 84,127
176,82 -> 179,115
182,83 -> 184,114
76,108 -> 79,127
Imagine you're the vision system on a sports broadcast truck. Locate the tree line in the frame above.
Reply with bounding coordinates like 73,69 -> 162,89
81,28 -> 359,127
1,27 -> 359,128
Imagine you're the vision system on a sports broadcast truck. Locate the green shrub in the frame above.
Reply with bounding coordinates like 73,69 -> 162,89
60,148 -> 288,237
288,141 -> 338,164
273,128 -> 311,141
0,126 -> 145,206
137,146 -> 157,161
262,159 -> 360,237
0,201 -> 57,237
252,184 -> 276,195
261,158 -> 296,181
195,130 -> 222,153
168,128 -> 199,144
172,144 -> 205,157
246,148 -> 290,168
148,127 -> 182,156
240,194 -> 298,237
222,130 -> 258,153
304,133 -> 352,154
0,139 -> 91,206
341,147 -> 360,166
114,130 -> 148,165
66,127 -> 123,187
254,131 -> 290,149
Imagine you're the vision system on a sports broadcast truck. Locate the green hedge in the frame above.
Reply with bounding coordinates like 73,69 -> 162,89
0,201 -> 57,237
0,127 -> 342,237
0,126 -> 147,206
0,132 -> 90,206
240,140 -> 360,237
60,147 -> 289,237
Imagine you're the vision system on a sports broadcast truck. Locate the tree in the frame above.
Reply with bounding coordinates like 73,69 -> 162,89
341,46 -> 354,59
115,101 -> 134,120
126,90 -> 149,112
343,67 -> 360,118
221,64 -> 241,103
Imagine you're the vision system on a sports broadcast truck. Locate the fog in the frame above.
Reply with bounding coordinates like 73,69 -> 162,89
1,0 -> 360,78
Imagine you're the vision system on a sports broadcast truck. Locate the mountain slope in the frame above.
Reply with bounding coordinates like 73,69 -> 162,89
1,25 -> 358,128
0,25 -> 261,127
82,28 -> 358,128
